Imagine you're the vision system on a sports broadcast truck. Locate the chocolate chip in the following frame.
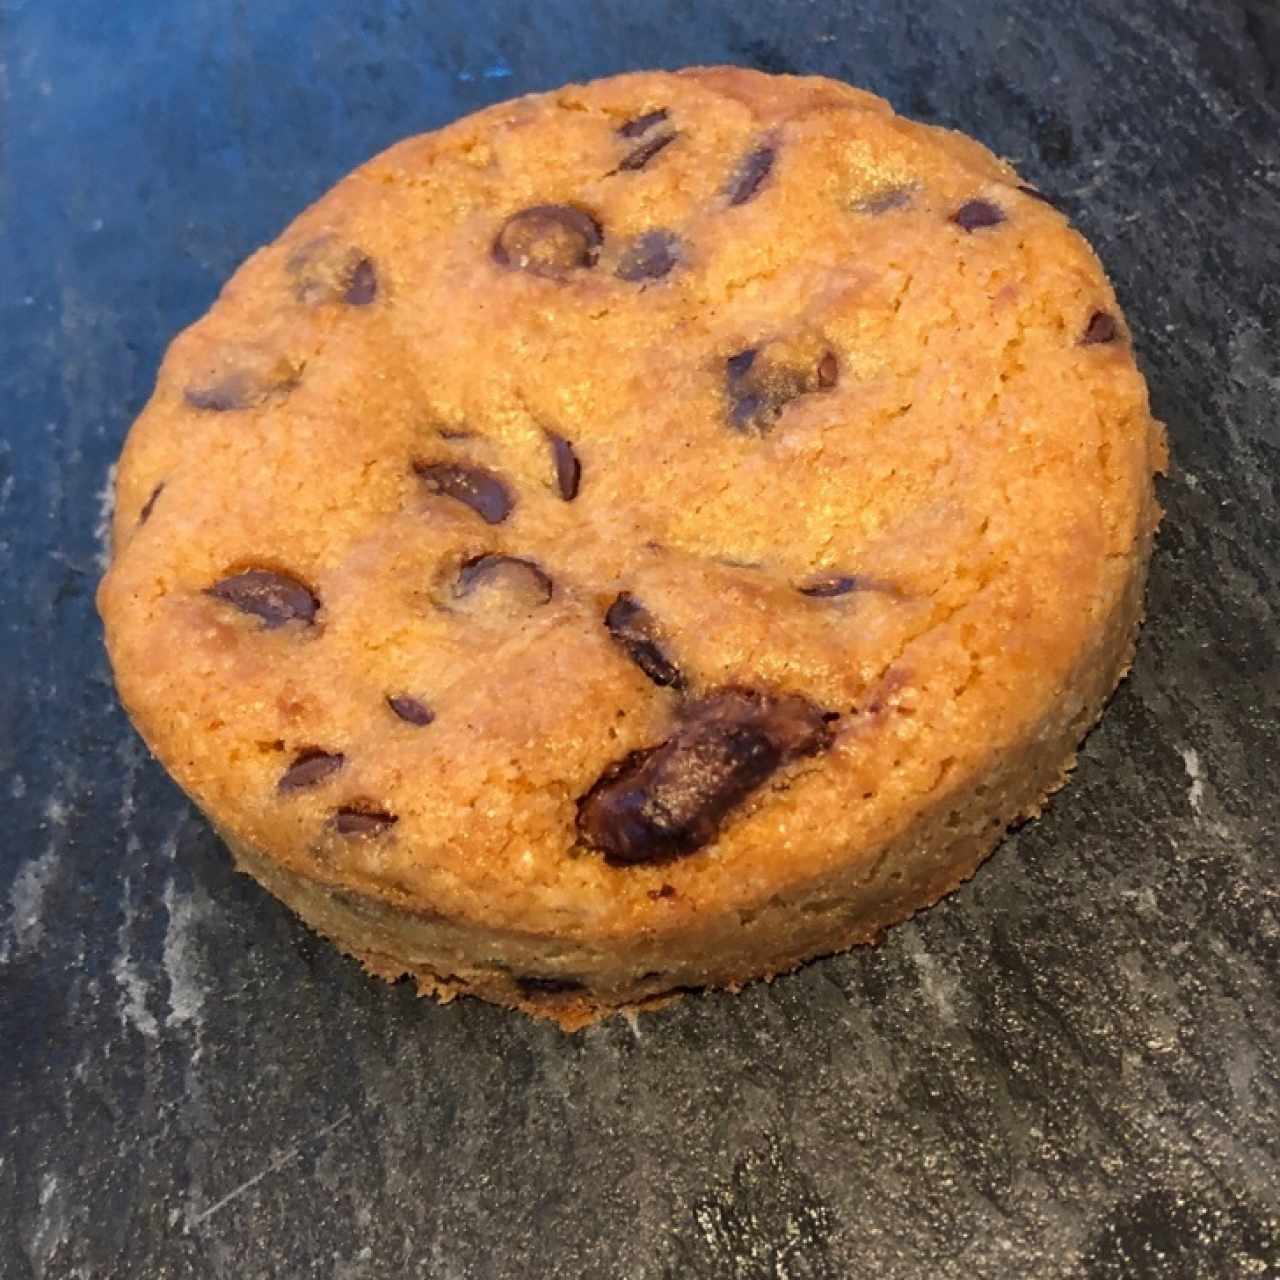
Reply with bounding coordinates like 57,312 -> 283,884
618,108 -> 669,138
798,574 -> 859,598
546,431 -> 581,500
514,975 -> 586,996
616,229 -> 680,282
856,186 -> 913,214
342,256 -> 378,305
492,205 -> 603,279
138,483 -> 164,525
455,554 -> 553,606
387,695 -> 435,726
278,749 -> 345,792
726,146 -> 775,206
618,131 -> 677,172
207,569 -> 319,628
577,689 -> 834,865
725,340 -> 837,434
1016,183 -> 1058,206
332,806 -> 397,837
951,199 -> 1006,232
414,460 -> 514,524
605,593 -> 684,690
1081,310 -> 1119,345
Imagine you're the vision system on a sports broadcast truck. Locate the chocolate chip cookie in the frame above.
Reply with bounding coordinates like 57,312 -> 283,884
98,68 -> 1167,1029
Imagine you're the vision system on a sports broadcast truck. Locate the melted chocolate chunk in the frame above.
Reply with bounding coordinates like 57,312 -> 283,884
515,975 -> 586,996
725,341 -> 838,434
286,238 -> 379,306
726,146 -> 775,206
343,256 -> 378,305
856,186 -> 914,214
951,199 -> 1006,232
207,569 -> 319,628
414,460 -> 514,524
492,205 -> 603,278
454,554 -> 553,606
387,695 -> 435,726
138,483 -> 164,525
616,229 -> 680,282
184,349 -> 301,412
577,689 -> 834,865
618,130 -> 677,172
798,574 -> 859,598
618,108 -> 669,138
278,749 -> 345,792
605,593 -> 684,690
1081,310 -> 1119,345
546,431 -> 581,500
332,806 -> 398,837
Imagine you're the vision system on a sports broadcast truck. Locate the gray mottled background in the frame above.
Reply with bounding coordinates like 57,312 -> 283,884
1,2 -> 1278,1277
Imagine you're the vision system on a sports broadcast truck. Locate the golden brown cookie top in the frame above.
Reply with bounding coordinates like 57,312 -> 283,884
99,68 -> 1164,939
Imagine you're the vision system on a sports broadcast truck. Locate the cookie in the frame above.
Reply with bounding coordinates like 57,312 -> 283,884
98,68 -> 1167,1030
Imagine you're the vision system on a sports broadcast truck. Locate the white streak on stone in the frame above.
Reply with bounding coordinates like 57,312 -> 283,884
1181,746 -> 1205,815
27,1172 -> 69,1278
904,927 -> 959,1025
112,876 -> 158,1039
163,879 -> 206,1035
93,461 -> 117,571
3,847 -> 60,963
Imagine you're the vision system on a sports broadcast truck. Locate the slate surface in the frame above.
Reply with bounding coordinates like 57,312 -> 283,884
1,2 -> 1278,1277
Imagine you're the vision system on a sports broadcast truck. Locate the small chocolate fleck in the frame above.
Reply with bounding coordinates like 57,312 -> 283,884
577,688 -> 834,865
648,883 -> 677,900
455,553 -> 553,605
856,186 -> 914,215
492,204 -> 603,279
278,749 -> 345,792
1081,310 -> 1119,345
207,569 -> 319,628
184,371 -> 258,412
616,229 -> 680,282
726,146 -> 775,206
414,460 -> 514,525
343,256 -> 378,305
817,351 -> 839,388
605,593 -> 684,690
138,483 -> 164,525
515,975 -> 586,996
332,806 -> 398,838
387,695 -> 435,726
618,130 -> 677,172
618,108 -> 669,138
951,199 -> 1006,232
798,574 -> 859,598
546,431 -> 581,500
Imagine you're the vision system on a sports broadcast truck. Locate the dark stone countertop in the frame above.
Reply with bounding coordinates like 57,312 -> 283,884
1,2 -> 1278,1277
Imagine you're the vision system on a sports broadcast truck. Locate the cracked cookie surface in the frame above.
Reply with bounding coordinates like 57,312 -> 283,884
99,67 -> 1165,1029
